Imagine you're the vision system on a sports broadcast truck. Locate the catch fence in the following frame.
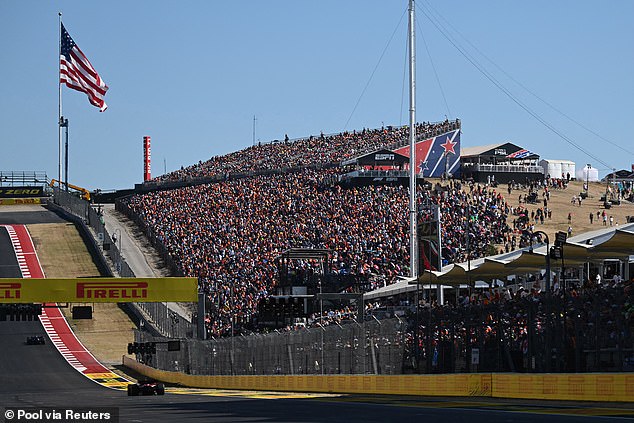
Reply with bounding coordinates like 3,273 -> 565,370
136,318 -> 408,375
135,285 -> 633,375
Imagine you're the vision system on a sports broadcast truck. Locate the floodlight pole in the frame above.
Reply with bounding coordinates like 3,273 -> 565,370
230,280 -> 235,376
253,115 -> 257,146
560,247 -> 567,372
466,205 -> 472,296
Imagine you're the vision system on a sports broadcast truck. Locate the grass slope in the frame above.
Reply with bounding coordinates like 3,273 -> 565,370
28,222 -> 135,365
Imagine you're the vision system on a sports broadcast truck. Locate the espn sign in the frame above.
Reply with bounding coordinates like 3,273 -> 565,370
76,281 -> 148,300
0,282 -> 21,300
375,153 -> 395,161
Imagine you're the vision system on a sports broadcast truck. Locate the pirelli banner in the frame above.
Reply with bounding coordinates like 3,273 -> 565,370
0,186 -> 45,198
0,198 -> 41,205
0,278 -> 198,303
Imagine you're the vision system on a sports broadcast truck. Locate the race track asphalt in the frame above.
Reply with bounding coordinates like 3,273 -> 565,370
0,209 -> 66,225
1,208 -> 632,422
0,226 -> 21,278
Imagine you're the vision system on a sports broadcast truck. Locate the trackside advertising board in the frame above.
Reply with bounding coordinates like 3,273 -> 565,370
0,198 -> 41,205
0,278 -> 197,303
0,187 -> 45,198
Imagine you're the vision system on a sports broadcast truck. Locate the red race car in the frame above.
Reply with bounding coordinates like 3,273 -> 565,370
127,380 -> 165,396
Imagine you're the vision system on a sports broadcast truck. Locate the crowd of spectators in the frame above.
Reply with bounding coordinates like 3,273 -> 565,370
405,276 -> 633,373
124,120 -> 630,345
152,120 -> 460,184
124,161 -> 512,337
428,181 -> 511,264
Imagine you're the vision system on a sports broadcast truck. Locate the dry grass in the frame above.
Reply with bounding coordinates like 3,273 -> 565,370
502,180 -> 633,243
29,223 -> 100,278
28,222 -> 135,365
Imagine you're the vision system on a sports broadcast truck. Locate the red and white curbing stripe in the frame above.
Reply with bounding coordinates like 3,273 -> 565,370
4,224 -> 129,389
39,313 -> 88,372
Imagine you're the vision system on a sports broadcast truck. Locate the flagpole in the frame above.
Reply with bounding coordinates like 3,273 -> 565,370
58,12 -> 63,188
408,0 -> 418,279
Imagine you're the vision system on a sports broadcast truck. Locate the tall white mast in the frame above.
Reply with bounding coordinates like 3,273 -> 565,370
408,0 -> 418,279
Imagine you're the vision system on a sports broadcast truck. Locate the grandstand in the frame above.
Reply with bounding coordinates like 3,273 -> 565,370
117,120 -> 519,337
138,119 -> 460,191
115,118 -> 634,348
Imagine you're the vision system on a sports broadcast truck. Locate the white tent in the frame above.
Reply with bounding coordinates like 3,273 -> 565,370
539,159 -> 576,179
576,165 -> 599,182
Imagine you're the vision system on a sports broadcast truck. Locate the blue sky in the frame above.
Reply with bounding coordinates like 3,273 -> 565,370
1,1 -> 632,190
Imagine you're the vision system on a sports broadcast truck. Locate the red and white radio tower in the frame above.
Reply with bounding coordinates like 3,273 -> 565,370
143,136 -> 151,182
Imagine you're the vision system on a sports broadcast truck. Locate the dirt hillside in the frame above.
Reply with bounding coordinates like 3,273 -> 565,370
501,180 -> 633,243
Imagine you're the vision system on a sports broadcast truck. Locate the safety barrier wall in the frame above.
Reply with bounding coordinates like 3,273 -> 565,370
123,356 -> 634,402
491,373 -> 634,402
122,356 -> 487,397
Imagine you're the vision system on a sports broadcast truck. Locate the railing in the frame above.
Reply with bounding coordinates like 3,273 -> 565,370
344,170 -> 411,179
136,302 -> 195,339
0,170 -> 48,187
461,163 -> 543,173
135,162 -> 340,194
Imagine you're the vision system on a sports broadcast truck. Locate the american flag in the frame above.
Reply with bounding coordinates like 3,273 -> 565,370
507,148 -> 533,159
60,23 -> 108,112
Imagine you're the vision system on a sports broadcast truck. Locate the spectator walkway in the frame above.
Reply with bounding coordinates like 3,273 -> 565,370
100,203 -> 192,321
